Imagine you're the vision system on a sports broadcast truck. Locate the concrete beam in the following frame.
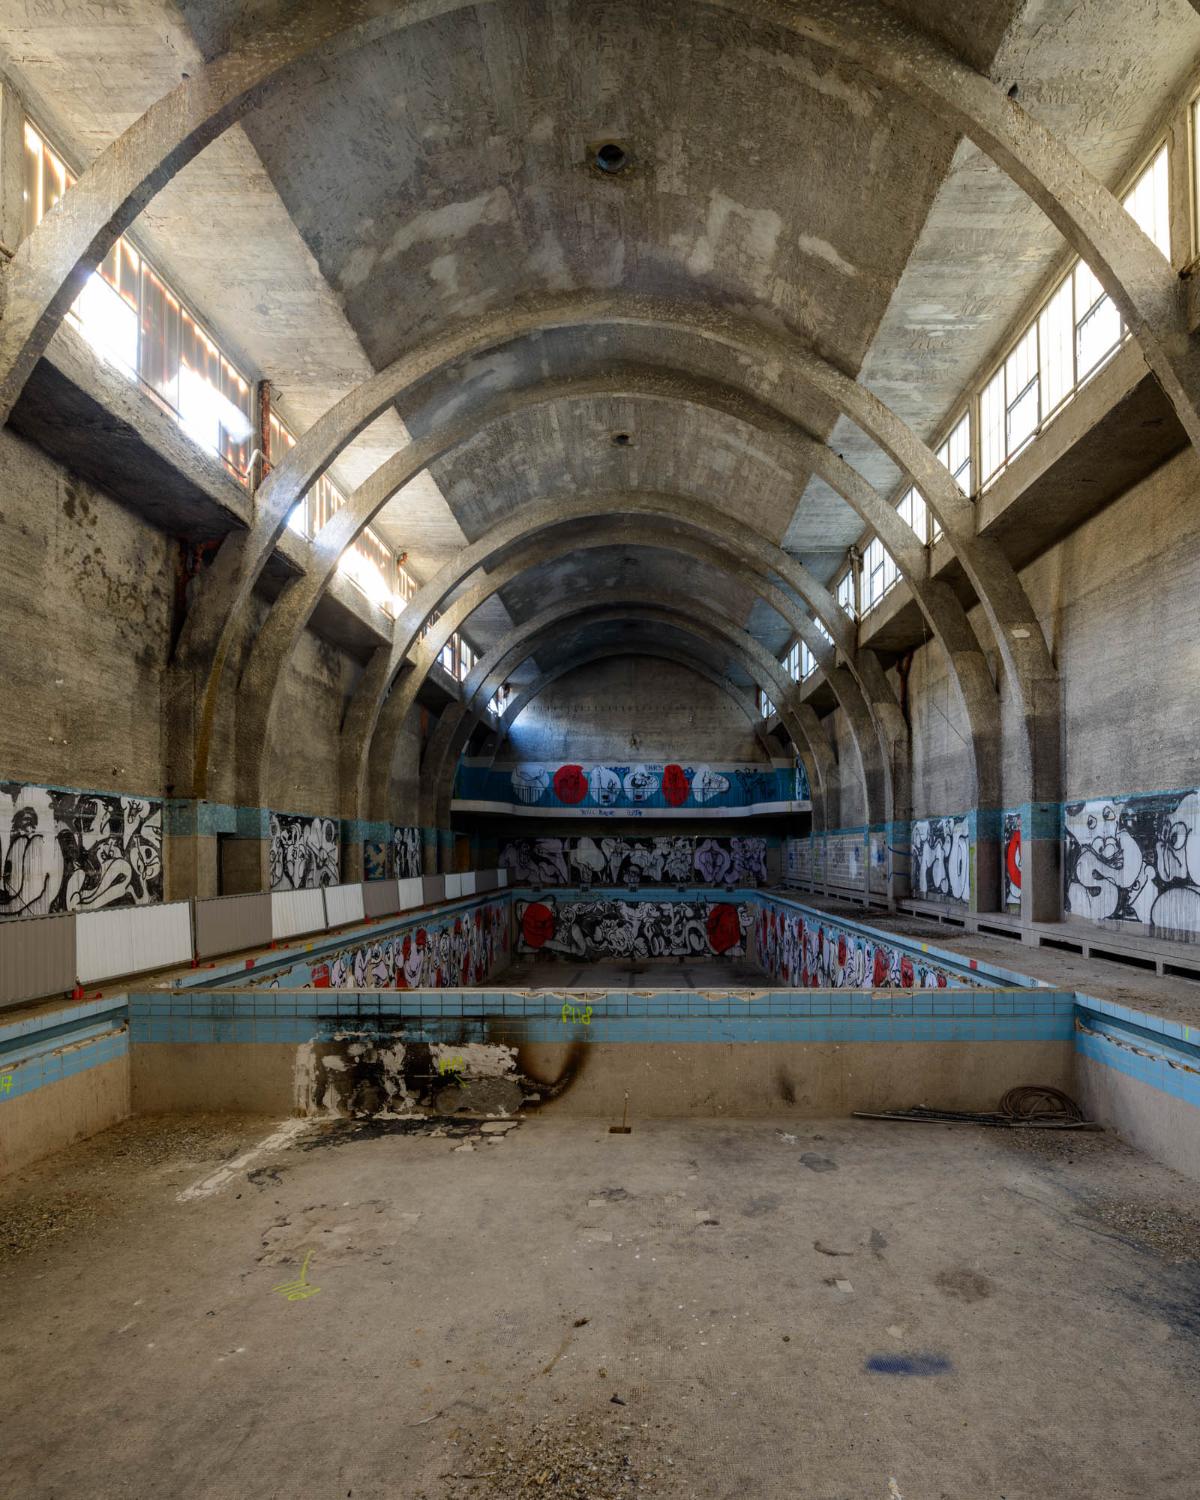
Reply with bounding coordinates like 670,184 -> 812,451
230,363 -> 989,833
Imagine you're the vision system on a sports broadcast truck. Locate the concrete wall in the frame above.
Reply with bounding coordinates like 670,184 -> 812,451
0,426 -> 172,795
807,447 -> 1200,933
504,658 -> 765,765
0,423 -> 376,905
265,631 -> 362,815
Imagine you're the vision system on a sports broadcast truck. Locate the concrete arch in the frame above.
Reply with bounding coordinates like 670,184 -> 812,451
330,495 -> 906,831
159,295 -> 1032,810
414,600 -> 852,840
1,0 -> 1193,502
411,594 -> 842,831
357,522 -> 858,833
235,363 -> 994,827
479,645 -> 831,839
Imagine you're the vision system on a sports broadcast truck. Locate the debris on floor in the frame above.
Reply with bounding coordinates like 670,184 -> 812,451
853,1085 -> 1095,1130
432,1411 -> 659,1499
297,1114 -> 523,1151
1086,1197 -> 1200,1263
0,1187 -> 113,1261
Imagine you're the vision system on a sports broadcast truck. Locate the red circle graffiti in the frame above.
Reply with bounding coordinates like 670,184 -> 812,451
553,764 -> 588,804
662,763 -> 690,806
872,948 -> 889,988
522,901 -> 556,949
706,902 -> 741,954
900,955 -> 915,989
1005,826 -> 1022,894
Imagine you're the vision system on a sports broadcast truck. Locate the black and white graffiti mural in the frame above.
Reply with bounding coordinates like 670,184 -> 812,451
911,816 -> 970,904
393,825 -> 422,880
517,896 -> 749,959
270,813 -> 340,891
501,838 -> 572,885
500,835 -> 769,887
1064,790 -> 1200,939
0,781 -> 162,919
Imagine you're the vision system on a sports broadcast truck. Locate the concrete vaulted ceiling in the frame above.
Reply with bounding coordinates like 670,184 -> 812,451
1,0 -> 1197,790
177,0 -> 1000,653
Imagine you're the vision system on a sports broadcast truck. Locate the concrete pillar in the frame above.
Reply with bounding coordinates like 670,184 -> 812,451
252,378 -> 272,491
0,71 -> 24,259
1166,101 -> 1192,278
877,819 -> 911,907
341,818 -> 389,883
1018,800 -> 1062,929
970,807 -> 1002,915
222,806 -> 272,896
858,827 -> 871,907
421,826 -> 439,875
438,827 -> 455,874
164,799 -> 240,901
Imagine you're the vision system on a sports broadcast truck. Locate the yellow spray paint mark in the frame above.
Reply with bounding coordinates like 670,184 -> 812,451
0,1073 -> 13,1095
273,1249 -> 321,1302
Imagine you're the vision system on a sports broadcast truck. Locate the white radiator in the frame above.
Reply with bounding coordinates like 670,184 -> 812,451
444,873 -> 463,899
459,871 -> 476,896
497,868 -> 508,888
324,883 -> 365,928
271,888 -> 327,941
397,877 -> 424,910
76,901 -> 192,984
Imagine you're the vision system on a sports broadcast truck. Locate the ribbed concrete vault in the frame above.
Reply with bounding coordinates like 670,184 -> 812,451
9,9 -> 1200,1490
0,0 -> 1198,923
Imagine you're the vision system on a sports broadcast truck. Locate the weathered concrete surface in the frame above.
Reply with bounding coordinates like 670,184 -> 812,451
0,423 -> 173,795
1078,1052 -> 1200,1185
506,658 -> 766,765
0,1054 -> 129,1177
130,1034 -> 1072,1122
4,1113 -> 1200,1498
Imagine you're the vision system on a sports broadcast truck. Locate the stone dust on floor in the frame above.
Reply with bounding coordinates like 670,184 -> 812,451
3,1111 -> 1200,1499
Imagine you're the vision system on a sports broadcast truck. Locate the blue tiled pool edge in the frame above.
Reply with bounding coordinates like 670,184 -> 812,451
3,893 -> 1198,1123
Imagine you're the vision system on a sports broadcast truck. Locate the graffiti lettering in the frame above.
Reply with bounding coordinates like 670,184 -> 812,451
248,901 -> 509,990
911,817 -> 970,904
755,902 -> 974,990
1064,790 -> 1200,939
517,896 -> 749,960
501,836 -> 767,887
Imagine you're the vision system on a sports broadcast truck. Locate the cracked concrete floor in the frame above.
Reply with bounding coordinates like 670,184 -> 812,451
3,1112 -> 1200,1499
